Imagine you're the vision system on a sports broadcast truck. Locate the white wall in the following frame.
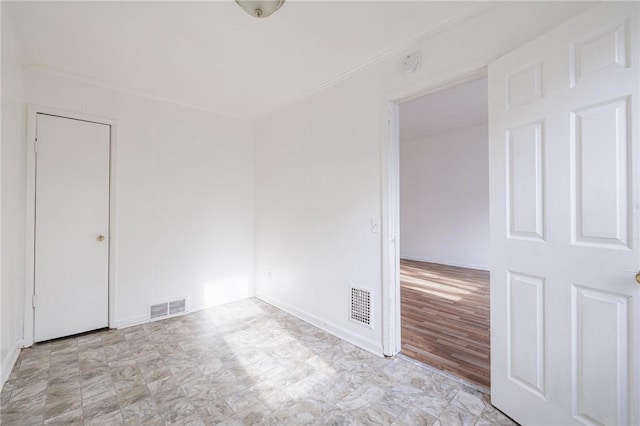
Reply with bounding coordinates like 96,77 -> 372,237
1,8 -> 26,385
0,2 -> 593,370
400,123 -> 489,270
254,2 -> 592,355
22,68 -> 255,333
255,79 -> 383,352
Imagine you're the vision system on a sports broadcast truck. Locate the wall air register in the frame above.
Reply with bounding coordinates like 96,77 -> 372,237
149,298 -> 186,321
350,285 -> 372,328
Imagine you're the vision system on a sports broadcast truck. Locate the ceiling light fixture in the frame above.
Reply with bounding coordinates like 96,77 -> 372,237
235,0 -> 285,18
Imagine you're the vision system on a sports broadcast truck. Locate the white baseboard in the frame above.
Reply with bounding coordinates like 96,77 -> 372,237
400,255 -> 489,271
1,343 -> 21,388
112,314 -> 149,329
255,293 -> 383,357
112,295 -> 253,330
188,295 -> 250,314
111,295 -> 385,360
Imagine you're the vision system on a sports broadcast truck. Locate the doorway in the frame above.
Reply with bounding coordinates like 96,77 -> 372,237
396,78 -> 490,388
382,4 -> 639,423
32,112 -> 112,342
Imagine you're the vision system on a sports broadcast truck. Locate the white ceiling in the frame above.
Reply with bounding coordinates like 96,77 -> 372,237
399,77 -> 487,142
5,1 -> 482,120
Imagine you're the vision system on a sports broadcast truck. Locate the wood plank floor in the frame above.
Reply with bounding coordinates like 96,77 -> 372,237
400,259 -> 490,388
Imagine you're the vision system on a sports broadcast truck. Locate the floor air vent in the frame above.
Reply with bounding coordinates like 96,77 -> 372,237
149,298 -> 186,321
350,286 -> 372,327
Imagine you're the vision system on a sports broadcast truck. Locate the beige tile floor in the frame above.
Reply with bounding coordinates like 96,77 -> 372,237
0,298 -> 516,425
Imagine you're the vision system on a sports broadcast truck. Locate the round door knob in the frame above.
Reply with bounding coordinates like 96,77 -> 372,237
97,235 -> 106,242
636,272 -> 640,284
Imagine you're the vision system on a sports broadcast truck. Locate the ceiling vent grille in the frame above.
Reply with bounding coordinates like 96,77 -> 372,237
149,298 -> 187,321
350,286 -> 372,328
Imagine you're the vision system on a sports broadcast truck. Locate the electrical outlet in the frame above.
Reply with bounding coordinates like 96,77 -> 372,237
267,268 -> 273,280
371,218 -> 380,234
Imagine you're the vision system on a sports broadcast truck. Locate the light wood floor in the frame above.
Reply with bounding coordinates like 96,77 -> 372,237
400,259 -> 490,388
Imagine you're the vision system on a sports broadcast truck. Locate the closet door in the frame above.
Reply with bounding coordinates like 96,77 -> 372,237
34,113 -> 110,342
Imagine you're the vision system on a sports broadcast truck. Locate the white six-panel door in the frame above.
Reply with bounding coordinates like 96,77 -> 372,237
34,113 -> 110,342
489,3 -> 639,425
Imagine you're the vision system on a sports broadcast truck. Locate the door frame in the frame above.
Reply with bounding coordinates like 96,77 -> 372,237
24,105 -> 118,346
381,66 -> 488,356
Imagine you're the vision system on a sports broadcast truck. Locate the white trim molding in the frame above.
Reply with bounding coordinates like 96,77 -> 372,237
400,255 -> 489,272
1,342 -> 21,389
380,65 -> 488,358
256,293 -> 384,357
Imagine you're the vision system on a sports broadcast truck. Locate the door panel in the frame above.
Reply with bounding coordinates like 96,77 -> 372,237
507,271 -> 545,398
34,114 -> 110,342
489,3 -> 638,425
506,121 -> 545,241
571,97 -> 629,248
572,286 -> 629,425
